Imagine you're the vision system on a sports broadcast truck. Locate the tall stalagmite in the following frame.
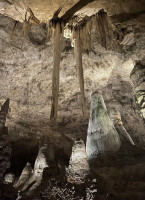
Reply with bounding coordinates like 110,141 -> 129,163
50,22 -> 63,120
74,28 -> 86,117
86,92 -> 121,160
67,139 -> 90,184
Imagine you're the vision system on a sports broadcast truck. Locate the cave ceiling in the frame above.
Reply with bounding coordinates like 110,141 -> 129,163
0,0 -> 145,23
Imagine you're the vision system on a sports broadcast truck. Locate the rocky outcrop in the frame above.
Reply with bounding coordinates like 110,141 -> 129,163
130,59 -> 145,120
86,92 -> 121,160
109,108 -> 135,145
14,162 -> 33,189
67,139 -> 90,184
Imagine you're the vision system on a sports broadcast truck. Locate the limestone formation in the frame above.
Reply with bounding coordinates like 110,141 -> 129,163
14,162 -> 33,189
130,59 -> 145,120
74,28 -> 86,117
96,9 -> 108,49
21,143 -> 55,196
86,92 -> 121,160
67,139 -> 90,184
50,22 -> 63,120
4,172 -> 15,184
0,98 -> 10,128
109,108 -> 135,145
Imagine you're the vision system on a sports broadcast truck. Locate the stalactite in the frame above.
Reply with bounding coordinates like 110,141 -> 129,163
109,108 -> 135,145
86,92 -> 121,160
73,27 -> 86,117
50,21 -> 63,121
46,21 -> 52,42
96,9 -> 109,49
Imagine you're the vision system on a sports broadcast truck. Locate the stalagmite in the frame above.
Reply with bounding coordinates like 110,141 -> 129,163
0,98 -> 10,128
14,162 -> 33,189
20,144 -> 56,196
130,59 -> 145,120
74,28 -> 86,117
67,139 -> 90,184
109,108 -> 135,145
50,22 -> 63,120
86,92 -> 121,160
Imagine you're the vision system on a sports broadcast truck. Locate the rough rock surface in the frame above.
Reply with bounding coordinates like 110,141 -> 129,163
0,13 -> 145,146
130,59 -> 145,120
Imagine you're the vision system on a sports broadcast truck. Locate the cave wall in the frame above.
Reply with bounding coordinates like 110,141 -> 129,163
0,12 -> 145,146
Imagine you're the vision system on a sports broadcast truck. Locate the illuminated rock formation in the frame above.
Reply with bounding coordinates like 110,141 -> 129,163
109,108 -> 135,145
4,172 -> 15,184
86,92 -> 121,160
14,162 -> 33,189
20,143 -> 55,196
130,59 -> 145,120
67,139 -> 90,184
